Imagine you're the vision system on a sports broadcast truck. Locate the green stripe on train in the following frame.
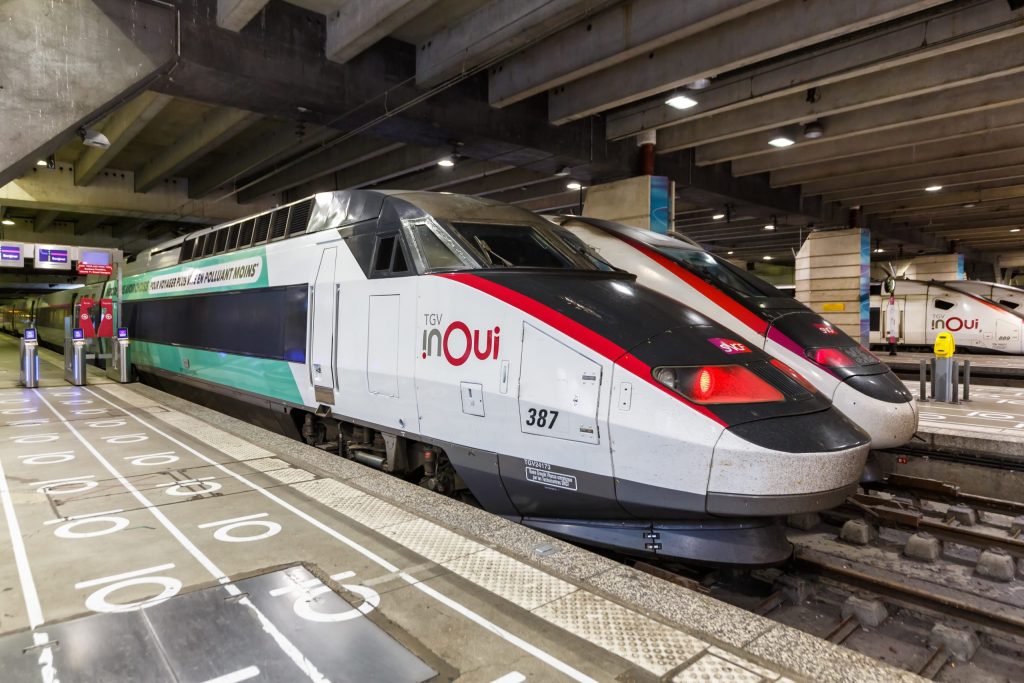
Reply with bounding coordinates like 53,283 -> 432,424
131,340 -> 303,404
121,247 -> 269,300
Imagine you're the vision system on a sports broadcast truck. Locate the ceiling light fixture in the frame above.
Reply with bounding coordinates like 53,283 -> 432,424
768,135 -> 795,148
874,247 -> 885,253
962,203 -> 976,208
437,156 -> 455,168
566,181 -> 583,191
687,78 -> 712,90
665,94 -> 698,110
925,184 -> 943,192
762,255 -> 773,260
802,121 -> 824,139
727,250 -> 734,255
764,215 -> 777,231
1012,228 -> 1022,233
1,219 -> 14,226
554,166 -> 571,177
78,127 -> 110,149
36,159 -> 47,167
712,213 -> 725,220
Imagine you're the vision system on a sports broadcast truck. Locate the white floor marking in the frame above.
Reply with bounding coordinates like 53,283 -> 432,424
34,390 -> 329,683
491,673 -> 526,683
43,508 -> 125,525
75,563 -> 178,589
32,631 -> 59,683
83,386 -> 598,683
0,433 -> 46,628
203,665 -> 261,683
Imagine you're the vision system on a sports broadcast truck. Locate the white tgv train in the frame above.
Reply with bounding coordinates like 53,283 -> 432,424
870,279 -> 1024,354
943,280 -> 1024,312
550,216 -> 918,449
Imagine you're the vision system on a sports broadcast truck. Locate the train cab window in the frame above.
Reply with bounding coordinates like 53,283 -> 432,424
450,222 -> 574,269
870,283 -> 882,296
869,307 -> 880,332
214,228 -> 228,253
1000,299 -> 1020,310
370,234 -> 411,277
401,218 -> 476,271
934,299 -> 954,310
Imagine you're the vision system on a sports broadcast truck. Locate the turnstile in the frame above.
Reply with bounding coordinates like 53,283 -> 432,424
19,329 -> 39,388
64,329 -> 87,386
105,328 -> 135,383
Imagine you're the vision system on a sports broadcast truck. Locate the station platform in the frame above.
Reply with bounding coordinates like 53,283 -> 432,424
884,351 -> 1024,384
0,334 -> 918,683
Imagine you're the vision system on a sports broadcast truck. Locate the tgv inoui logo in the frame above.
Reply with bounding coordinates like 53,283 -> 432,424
421,314 -> 500,366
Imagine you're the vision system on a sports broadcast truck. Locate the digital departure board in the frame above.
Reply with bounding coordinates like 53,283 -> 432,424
36,245 -> 72,271
0,243 -> 24,268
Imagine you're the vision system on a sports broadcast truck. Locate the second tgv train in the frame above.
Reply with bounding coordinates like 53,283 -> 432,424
943,280 -> 1024,313
869,279 -> 1024,354
549,216 -> 917,449
7,191 -> 874,565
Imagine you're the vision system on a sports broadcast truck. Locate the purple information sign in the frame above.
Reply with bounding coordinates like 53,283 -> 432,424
0,245 -> 20,261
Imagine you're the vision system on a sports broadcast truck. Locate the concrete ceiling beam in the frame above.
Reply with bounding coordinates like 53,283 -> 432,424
1,165 -> 266,223
660,34 -> 1024,155
731,105 -> 1024,176
863,184 -> 1024,214
512,192 -> 581,213
486,178 -> 580,205
32,211 -> 61,233
378,160 -> 512,191
157,1 -> 633,183
547,0 -> 950,124
488,0 -> 775,108
135,107 -> 261,193
187,122 -> 334,199
236,138 -> 405,203
75,91 -> 173,186
699,73 -> 1024,167
606,0 -> 1024,140
283,145 -> 449,200
73,214 -> 107,237
216,0 -> 269,32
327,0 -> 440,65
801,148 -> 1024,196
822,165 -> 1024,203
448,168 -> 554,197
769,130 -> 1024,187
416,0 -> 616,89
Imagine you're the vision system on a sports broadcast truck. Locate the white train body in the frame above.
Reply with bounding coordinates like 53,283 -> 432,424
943,280 -> 1024,314
553,217 -> 917,449
870,279 -> 1024,354
6,191 -> 872,565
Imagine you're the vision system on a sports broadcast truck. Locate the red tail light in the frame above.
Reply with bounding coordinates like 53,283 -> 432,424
654,365 -> 784,404
808,347 -> 857,368
770,359 -> 817,393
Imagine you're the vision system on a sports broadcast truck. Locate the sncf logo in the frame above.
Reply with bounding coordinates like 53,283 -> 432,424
813,323 -> 838,335
931,316 -> 979,332
708,338 -> 750,354
421,314 -> 500,366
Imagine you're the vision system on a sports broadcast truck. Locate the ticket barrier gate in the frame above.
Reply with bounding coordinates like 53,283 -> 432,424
64,328 -> 87,386
105,328 -> 135,384
19,329 -> 39,388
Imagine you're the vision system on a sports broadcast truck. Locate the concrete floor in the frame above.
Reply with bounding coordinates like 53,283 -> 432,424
0,334 -> 920,682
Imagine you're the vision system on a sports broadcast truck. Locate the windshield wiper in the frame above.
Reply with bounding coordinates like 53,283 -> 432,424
473,236 -> 514,267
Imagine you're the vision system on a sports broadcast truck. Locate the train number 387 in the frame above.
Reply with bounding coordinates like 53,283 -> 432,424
525,408 -> 559,429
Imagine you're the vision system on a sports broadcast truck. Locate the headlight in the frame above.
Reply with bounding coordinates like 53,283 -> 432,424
651,365 -> 784,405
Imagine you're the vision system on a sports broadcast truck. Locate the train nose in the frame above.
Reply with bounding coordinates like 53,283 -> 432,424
705,407 -> 870,517
831,371 -> 918,449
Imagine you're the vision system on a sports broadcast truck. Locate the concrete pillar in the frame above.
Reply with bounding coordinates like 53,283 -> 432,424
795,228 -> 870,342
906,254 -> 965,281
0,0 -> 176,186
582,176 -> 675,233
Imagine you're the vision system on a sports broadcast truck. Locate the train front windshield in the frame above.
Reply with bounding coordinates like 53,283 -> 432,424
654,245 -> 802,313
402,215 -> 602,273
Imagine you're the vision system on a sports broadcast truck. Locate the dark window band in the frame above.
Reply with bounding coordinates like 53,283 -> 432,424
122,285 -> 308,362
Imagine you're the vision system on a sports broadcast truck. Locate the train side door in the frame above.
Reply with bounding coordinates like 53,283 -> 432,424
310,247 -> 338,401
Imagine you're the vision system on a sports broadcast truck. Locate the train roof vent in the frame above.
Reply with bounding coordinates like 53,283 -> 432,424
238,219 -> 255,248
179,238 -> 195,262
269,209 -> 289,240
253,214 -> 271,244
287,198 -> 313,236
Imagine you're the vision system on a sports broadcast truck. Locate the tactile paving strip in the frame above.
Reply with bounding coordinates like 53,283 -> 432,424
380,518 -> 486,564
707,646 -> 780,681
443,548 -> 577,610
94,384 -> 162,408
263,467 -> 317,484
534,590 -> 710,676
146,409 -> 278,462
292,479 -> 417,529
672,653 -> 765,683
